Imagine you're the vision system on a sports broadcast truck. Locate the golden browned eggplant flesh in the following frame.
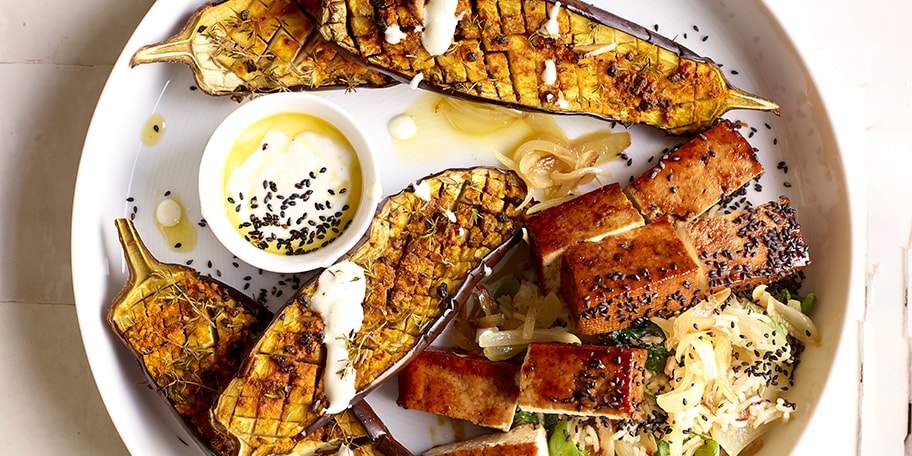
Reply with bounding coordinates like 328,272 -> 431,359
107,218 -> 273,455
211,167 -> 528,455
316,0 -> 778,133
130,0 -> 396,96
108,219 -> 412,456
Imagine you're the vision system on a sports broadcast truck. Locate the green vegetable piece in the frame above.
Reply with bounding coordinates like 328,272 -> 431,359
609,320 -> 669,373
655,440 -> 671,456
548,420 -> 588,456
801,293 -> 817,314
774,289 -> 792,304
774,288 -> 816,314
492,277 -> 521,299
543,414 -> 562,431
511,409 -> 539,427
745,302 -> 762,314
694,439 -> 720,456
745,302 -> 789,337
645,345 -> 671,373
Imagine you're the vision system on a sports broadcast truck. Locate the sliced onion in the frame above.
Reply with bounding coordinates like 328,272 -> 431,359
657,373 -> 705,414
764,296 -> 821,346
440,97 -> 525,134
752,286 -> 820,346
496,129 -> 631,212
522,296 -> 540,339
482,344 -> 526,361
690,337 -> 720,380
477,327 -> 580,348
535,292 -> 564,328
474,313 -> 506,328
475,286 -> 499,316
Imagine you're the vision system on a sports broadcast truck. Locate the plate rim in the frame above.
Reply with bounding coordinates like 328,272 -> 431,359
71,0 -> 866,454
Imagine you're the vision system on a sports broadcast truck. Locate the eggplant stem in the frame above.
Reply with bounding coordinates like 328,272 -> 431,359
115,218 -> 162,284
724,87 -> 781,116
130,36 -> 194,68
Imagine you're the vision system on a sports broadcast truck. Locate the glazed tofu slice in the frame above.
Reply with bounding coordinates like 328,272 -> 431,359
517,343 -> 647,419
560,220 -> 702,335
422,425 -> 548,456
683,197 -> 811,292
625,120 -> 763,223
527,183 -> 645,294
397,348 -> 520,431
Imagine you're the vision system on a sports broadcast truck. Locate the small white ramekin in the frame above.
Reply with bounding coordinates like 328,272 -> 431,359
199,93 -> 382,273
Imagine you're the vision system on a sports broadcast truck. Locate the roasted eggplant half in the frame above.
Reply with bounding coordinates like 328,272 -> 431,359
211,167 -> 528,455
316,0 -> 778,134
130,0 -> 396,96
107,218 -> 273,455
108,219 -> 412,456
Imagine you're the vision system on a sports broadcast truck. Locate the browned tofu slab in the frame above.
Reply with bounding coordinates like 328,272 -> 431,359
517,343 -> 647,419
527,183 -> 645,294
683,197 -> 811,292
422,425 -> 547,456
560,220 -> 702,335
397,348 -> 520,431
625,120 -> 763,223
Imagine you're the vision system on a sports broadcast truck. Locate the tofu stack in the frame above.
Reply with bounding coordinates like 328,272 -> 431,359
682,197 -> 811,293
624,120 -> 764,223
527,183 -> 645,294
397,120 -> 811,455
526,120 -> 810,336
422,425 -> 548,456
397,347 -> 521,431
516,343 -> 647,418
560,220 -> 702,335
400,344 -> 649,455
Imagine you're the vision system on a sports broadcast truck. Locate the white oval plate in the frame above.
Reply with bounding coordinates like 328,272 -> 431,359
73,1 -> 860,454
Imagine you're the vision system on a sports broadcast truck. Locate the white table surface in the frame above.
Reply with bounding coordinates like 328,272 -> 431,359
0,0 -> 903,454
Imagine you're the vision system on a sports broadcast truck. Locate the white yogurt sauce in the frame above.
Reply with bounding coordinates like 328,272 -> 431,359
539,1 -> 562,37
385,24 -> 407,44
414,179 -> 432,201
421,0 -> 460,55
410,72 -> 425,90
155,198 -> 182,227
542,59 -> 557,85
224,113 -> 362,255
388,114 -> 418,140
311,261 -> 367,414
444,209 -> 457,223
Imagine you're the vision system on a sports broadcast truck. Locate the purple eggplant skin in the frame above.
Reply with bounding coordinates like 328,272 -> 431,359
351,401 -> 415,456
210,167 -> 529,455
315,0 -> 778,134
130,0 -> 398,97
